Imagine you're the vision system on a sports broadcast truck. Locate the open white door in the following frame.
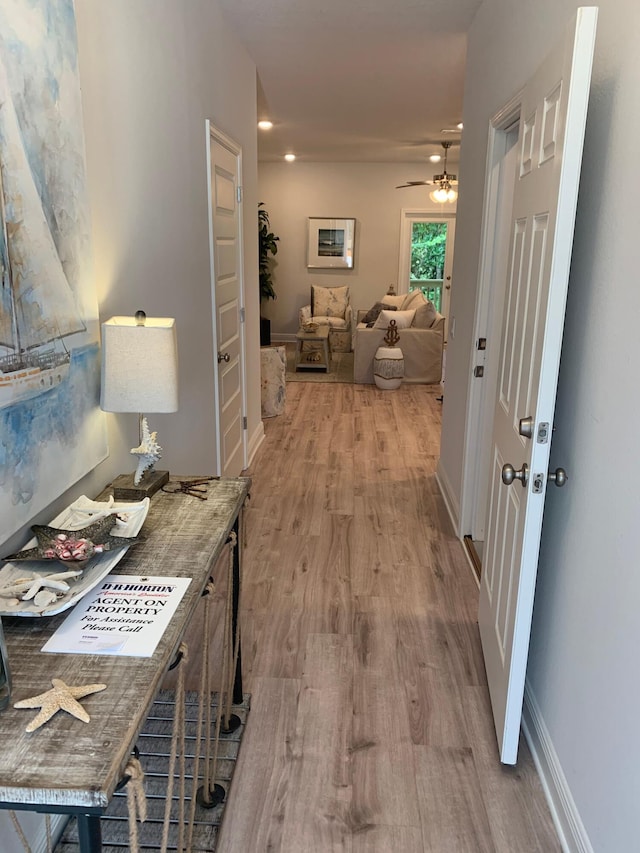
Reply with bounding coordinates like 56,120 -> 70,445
479,7 -> 597,764
207,122 -> 247,477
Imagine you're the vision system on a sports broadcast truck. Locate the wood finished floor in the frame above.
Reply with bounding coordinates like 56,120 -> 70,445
212,382 -> 561,852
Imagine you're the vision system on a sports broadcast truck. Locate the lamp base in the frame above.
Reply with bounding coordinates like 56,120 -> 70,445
112,470 -> 170,501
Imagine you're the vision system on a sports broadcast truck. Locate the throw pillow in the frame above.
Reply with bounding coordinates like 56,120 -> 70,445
401,289 -> 427,311
362,301 -> 397,326
373,308 -> 416,330
311,285 -> 349,319
379,293 -> 405,309
412,299 -> 437,329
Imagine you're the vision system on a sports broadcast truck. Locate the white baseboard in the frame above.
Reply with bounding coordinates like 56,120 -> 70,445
271,333 -> 296,343
247,421 -> 265,468
522,682 -> 593,853
435,457 -> 460,534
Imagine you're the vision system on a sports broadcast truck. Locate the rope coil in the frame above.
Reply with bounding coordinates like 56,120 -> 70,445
125,757 -> 147,853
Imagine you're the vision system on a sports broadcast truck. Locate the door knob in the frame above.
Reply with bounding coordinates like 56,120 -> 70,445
548,467 -> 567,487
502,462 -> 529,488
217,351 -> 230,363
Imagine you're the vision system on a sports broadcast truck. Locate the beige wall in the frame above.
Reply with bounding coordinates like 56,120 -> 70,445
258,161 -> 455,337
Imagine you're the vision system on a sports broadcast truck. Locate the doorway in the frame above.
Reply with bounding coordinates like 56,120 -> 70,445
459,103 -> 521,571
206,121 -> 248,477
398,210 -> 456,342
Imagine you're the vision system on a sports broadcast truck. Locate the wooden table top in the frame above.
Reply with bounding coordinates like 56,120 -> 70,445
296,325 -> 330,341
0,476 -> 250,811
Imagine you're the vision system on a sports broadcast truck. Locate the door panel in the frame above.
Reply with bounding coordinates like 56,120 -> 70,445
208,124 -> 246,477
478,8 -> 597,764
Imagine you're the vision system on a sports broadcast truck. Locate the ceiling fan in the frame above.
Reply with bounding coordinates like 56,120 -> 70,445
396,141 -> 459,203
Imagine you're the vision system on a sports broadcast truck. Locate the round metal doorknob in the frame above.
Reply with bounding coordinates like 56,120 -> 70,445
217,351 -> 230,363
548,467 -> 568,487
502,462 -> 529,488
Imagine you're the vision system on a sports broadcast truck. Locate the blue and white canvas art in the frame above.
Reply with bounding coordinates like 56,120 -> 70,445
0,0 -> 107,543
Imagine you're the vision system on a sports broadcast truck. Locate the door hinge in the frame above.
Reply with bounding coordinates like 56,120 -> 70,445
242,416 -> 247,430
237,185 -> 243,203
473,365 -> 484,378
240,307 -> 245,323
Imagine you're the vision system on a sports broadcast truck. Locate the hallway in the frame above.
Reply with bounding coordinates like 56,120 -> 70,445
217,382 -> 559,851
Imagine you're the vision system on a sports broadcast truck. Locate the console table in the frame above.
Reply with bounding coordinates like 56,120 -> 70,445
0,476 -> 250,851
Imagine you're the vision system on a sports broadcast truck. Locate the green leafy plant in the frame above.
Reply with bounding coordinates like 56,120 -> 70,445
410,222 -> 447,281
258,203 -> 279,302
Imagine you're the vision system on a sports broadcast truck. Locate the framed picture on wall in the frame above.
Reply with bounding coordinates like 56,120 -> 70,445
307,218 -> 355,269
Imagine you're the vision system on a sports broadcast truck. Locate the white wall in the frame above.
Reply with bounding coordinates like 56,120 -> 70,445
439,0 -> 640,849
0,2 -> 259,847
258,161 -> 455,336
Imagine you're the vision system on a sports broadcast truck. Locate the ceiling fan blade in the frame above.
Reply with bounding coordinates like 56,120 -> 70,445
395,180 -> 432,188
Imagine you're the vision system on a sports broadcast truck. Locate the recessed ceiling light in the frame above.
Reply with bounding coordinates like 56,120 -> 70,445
258,120 -> 273,130
284,153 -> 296,162
429,154 -> 442,163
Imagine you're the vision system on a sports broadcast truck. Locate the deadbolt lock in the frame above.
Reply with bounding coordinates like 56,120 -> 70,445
519,416 -> 534,439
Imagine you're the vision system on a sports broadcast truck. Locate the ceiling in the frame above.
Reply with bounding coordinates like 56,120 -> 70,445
217,0 -> 483,167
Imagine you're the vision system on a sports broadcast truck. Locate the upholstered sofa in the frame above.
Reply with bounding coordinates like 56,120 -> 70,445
299,284 -> 352,353
353,290 -> 444,384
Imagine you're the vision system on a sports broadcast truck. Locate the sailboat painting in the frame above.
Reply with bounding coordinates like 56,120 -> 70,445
0,1 -> 107,543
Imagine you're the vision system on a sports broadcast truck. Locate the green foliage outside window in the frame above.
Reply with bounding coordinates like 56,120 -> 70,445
410,222 -> 447,281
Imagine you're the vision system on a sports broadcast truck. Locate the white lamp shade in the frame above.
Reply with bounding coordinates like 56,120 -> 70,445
101,316 -> 178,413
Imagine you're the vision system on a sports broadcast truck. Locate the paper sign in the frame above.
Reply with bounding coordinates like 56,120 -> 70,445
42,574 -> 191,657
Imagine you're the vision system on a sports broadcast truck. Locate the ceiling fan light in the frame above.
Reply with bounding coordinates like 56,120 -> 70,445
430,185 -> 457,204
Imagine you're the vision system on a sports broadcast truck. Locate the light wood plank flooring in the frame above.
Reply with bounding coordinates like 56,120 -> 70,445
214,382 -> 560,852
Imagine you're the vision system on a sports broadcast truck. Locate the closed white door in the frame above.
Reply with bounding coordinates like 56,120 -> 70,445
478,7 -> 597,764
207,123 -> 246,477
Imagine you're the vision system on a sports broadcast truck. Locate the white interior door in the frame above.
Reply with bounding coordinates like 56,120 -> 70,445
478,7 -> 597,764
207,123 -> 247,477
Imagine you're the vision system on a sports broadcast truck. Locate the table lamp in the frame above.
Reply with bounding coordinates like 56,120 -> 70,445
101,310 -> 178,500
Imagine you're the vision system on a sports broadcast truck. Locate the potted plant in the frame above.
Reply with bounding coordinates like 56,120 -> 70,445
258,203 -> 279,346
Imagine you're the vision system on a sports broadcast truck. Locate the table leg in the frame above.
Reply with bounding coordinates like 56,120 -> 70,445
323,337 -> 331,372
231,517 -> 243,705
77,813 -> 102,852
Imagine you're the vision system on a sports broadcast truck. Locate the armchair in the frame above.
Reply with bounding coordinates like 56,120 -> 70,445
299,284 -> 352,352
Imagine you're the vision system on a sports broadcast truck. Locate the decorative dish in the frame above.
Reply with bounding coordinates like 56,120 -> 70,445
0,496 -> 150,617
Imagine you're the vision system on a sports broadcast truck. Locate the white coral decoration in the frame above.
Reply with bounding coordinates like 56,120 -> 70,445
130,417 -> 162,485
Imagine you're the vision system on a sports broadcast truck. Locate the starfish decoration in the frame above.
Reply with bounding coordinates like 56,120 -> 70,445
131,417 -> 162,485
3,515 -> 140,567
0,570 -> 83,606
14,679 -> 107,733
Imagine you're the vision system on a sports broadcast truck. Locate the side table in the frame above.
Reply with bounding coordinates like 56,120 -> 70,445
295,326 -> 331,372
